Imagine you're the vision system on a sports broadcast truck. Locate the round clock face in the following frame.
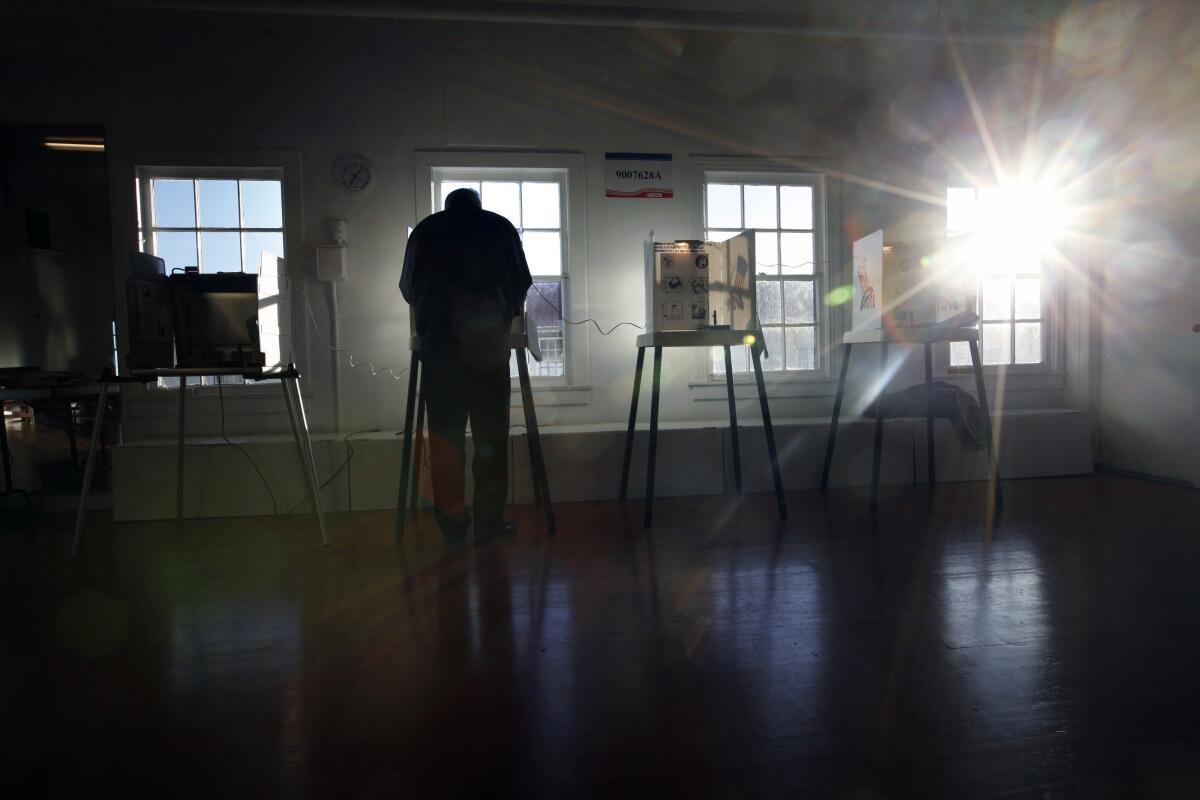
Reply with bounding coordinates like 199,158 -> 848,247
333,156 -> 371,193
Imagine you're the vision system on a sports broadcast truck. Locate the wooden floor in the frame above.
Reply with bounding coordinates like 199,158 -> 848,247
3,474 -> 1199,798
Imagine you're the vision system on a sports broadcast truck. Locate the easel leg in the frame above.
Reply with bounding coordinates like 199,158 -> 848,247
71,381 -> 109,558
288,375 -> 329,546
619,347 -> 646,501
409,390 -> 425,511
723,346 -> 742,495
516,351 -> 542,507
176,375 -> 187,521
821,343 -> 852,490
396,351 -> 420,543
751,342 -> 787,518
969,339 -> 1003,510
870,342 -> 889,513
281,375 -> 308,501
642,347 -> 662,527
925,342 -> 936,486
517,348 -> 555,534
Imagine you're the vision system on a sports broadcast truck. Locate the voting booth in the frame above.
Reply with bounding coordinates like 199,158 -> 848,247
851,230 -> 976,330
645,232 -> 756,332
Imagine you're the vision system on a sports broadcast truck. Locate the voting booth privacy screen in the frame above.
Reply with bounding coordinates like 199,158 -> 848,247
852,230 -> 976,330
645,232 -> 756,332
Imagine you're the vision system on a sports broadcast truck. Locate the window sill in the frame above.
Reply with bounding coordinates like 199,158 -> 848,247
689,376 -> 838,402
510,383 -> 592,407
938,369 -> 1066,392
690,369 -> 1066,402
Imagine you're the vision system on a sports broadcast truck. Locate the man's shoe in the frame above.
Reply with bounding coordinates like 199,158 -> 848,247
475,520 -> 519,543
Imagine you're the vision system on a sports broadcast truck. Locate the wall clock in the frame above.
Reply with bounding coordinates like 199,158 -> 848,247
332,155 -> 372,194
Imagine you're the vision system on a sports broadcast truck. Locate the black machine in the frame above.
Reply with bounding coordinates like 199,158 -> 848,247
168,269 -> 264,369
124,256 -> 264,371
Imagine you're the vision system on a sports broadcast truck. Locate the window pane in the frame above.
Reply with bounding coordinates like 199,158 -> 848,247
707,230 -> 738,243
240,180 -> 283,228
1015,277 -> 1041,319
981,277 -> 1011,319
783,281 -> 815,323
743,184 -> 777,228
152,179 -> 195,227
1015,322 -> 1042,364
522,231 -> 561,275
521,182 -> 560,229
780,185 -> 813,229
712,345 -> 750,375
198,179 -> 238,227
482,181 -> 521,226
155,231 -> 197,271
785,326 -> 815,370
754,231 -> 779,275
757,279 -> 781,324
950,341 -> 971,367
780,232 -> 814,274
243,232 -> 285,274
440,180 -> 479,211
706,183 -> 741,228
982,322 -> 1012,365
520,281 -> 565,377
200,232 -> 241,272
946,187 -> 977,234
760,327 -> 784,371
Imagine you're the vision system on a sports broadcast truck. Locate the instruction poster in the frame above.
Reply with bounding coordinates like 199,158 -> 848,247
653,241 -> 712,330
605,152 -> 673,199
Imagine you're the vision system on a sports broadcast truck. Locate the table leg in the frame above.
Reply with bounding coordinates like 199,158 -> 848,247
870,342 -> 889,513
821,343 -> 852,490
723,345 -> 743,495
619,347 -> 646,501
71,382 -> 109,558
517,347 -> 556,534
751,341 -> 787,518
969,339 -> 1004,510
176,375 -> 187,521
0,402 -> 15,495
925,342 -> 936,486
288,375 -> 329,546
396,351 -> 421,542
643,347 -> 663,527
409,389 -> 425,511
66,399 -> 79,468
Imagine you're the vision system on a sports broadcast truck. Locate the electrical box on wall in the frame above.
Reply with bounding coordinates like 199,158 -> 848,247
644,232 -> 756,332
852,230 -> 975,330
315,244 -> 347,282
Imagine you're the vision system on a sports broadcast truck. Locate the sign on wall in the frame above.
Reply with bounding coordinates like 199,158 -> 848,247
605,152 -> 672,199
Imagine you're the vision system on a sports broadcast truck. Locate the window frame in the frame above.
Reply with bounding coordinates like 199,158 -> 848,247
414,151 -> 590,398
940,182 -> 1065,378
690,158 -> 835,386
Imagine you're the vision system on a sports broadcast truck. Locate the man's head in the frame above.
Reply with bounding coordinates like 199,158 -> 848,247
445,187 -> 482,212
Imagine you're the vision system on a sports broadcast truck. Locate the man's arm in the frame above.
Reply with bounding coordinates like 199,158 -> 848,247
508,224 -> 533,317
399,226 -> 420,303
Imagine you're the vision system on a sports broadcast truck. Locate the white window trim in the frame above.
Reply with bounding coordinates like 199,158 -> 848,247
413,150 -> 590,400
689,155 -> 842,390
122,150 -> 305,399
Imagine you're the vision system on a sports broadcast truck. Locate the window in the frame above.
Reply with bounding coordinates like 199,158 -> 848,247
430,171 -> 568,380
703,174 -> 824,376
136,172 -> 284,273
946,186 -> 1046,367
135,167 -> 290,386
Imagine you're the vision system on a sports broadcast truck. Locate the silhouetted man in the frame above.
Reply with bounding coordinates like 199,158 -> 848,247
400,188 -> 532,543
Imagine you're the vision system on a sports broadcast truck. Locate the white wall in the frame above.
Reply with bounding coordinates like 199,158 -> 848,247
3,4 -> 1090,448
